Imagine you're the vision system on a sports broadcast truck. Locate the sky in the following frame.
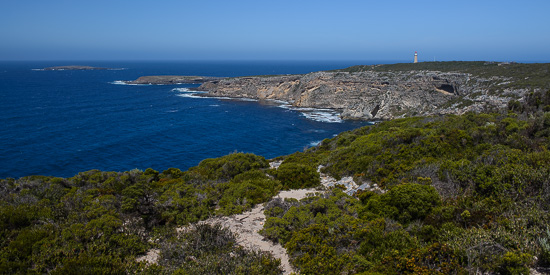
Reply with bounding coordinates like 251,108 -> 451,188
1,0 -> 549,62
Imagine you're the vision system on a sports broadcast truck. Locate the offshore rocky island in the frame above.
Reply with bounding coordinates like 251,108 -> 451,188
2,61 -> 550,274
130,61 -> 549,120
124,75 -> 223,85
42,65 -> 110,70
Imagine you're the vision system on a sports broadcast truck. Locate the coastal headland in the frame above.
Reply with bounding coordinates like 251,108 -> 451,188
126,61 -> 550,120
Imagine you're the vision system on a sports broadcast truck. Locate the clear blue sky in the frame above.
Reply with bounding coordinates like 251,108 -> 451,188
1,0 -> 549,62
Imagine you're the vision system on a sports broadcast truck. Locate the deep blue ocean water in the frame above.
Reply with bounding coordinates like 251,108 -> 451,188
0,61 -> 389,179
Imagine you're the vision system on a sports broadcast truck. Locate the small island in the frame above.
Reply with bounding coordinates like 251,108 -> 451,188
43,65 -> 110,71
124,75 -> 224,85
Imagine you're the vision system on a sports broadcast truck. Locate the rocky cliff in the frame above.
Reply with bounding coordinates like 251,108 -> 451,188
196,69 -> 525,120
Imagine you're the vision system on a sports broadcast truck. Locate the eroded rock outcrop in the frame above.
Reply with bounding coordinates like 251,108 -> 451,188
197,70 -> 523,120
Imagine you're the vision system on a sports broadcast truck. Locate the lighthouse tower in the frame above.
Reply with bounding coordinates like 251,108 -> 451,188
414,51 -> 418,63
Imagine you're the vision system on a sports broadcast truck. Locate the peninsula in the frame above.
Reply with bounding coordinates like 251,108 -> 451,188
129,61 -> 549,120
198,62 -> 550,120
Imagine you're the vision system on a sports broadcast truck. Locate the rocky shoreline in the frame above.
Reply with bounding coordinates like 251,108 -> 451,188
126,63 -> 539,120
195,70 -> 524,120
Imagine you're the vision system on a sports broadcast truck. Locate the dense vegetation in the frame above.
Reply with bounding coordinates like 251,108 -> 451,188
263,110 -> 550,274
0,153 -> 288,273
3,106 -> 549,273
2,63 -> 550,274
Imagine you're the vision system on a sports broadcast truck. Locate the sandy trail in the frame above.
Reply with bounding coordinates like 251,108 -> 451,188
199,188 -> 320,275
138,162 -> 363,274
198,165 -> 372,274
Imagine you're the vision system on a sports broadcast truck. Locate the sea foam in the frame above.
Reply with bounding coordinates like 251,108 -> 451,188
171,88 -> 341,122
172,88 -> 260,102
111,80 -> 152,86
172,88 -> 208,99
300,111 -> 343,123
309,140 -> 322,147
276,104 -> 342,123
171,88 -> 193,93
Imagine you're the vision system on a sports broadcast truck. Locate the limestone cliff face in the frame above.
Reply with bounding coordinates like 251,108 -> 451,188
197,71 -> 524,120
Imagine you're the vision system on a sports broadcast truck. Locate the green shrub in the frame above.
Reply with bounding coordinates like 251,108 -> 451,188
357,220 -> 419,263
51,252 -> 129,275
189,153 -> 269,181
498,251 -> 533,275
368,183 -> 441,224
285,223 -> 357,274
161,167 -> 184,178
217,177 -> 280,215
158,182 -> 211,225
378,243 -> 464,274
272,162 -> 320,189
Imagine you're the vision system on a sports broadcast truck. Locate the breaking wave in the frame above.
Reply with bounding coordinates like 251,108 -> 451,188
300,110 -> 342,123
171,88 -> 341,123
172,88 -> 208,99
309,140 -> 322,147
110,80 -> 152,86
276,105 -> 342,123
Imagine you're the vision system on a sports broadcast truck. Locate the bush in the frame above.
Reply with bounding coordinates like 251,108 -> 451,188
368,183 -> 441,224
285,223 -> 356,274
189,153 -> 269,181
498,251 -> 533,275
379,243 -> 464,274
217,177 -> 281,215
161,167 -> 184,178
272,162 -> 320,190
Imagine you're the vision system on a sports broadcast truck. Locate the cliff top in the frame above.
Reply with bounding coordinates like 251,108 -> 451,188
332,61 -> 550,90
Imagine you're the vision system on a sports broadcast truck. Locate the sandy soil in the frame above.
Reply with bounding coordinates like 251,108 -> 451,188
137,161 -> 348,274
137,188 -> 321,274
198,188 -> 320,274
136,249 -> 160,265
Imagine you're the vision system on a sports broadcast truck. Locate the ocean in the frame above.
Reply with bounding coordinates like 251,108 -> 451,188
0,61 -> 386,179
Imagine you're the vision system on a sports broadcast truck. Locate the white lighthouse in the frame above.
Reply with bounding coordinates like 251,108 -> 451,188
414,51 -> 418,63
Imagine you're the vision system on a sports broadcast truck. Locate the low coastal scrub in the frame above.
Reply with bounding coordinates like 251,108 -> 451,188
262,110 -> 550,274
1,106 -> 550,273
0,153 -> 284,273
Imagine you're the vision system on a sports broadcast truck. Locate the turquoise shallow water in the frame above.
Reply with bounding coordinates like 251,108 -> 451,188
0,61 -> 384,178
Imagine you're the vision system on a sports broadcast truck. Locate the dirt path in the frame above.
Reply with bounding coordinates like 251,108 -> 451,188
199,188 -> 319,275
137,189 -> 317,273
138,162 -> 366,273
